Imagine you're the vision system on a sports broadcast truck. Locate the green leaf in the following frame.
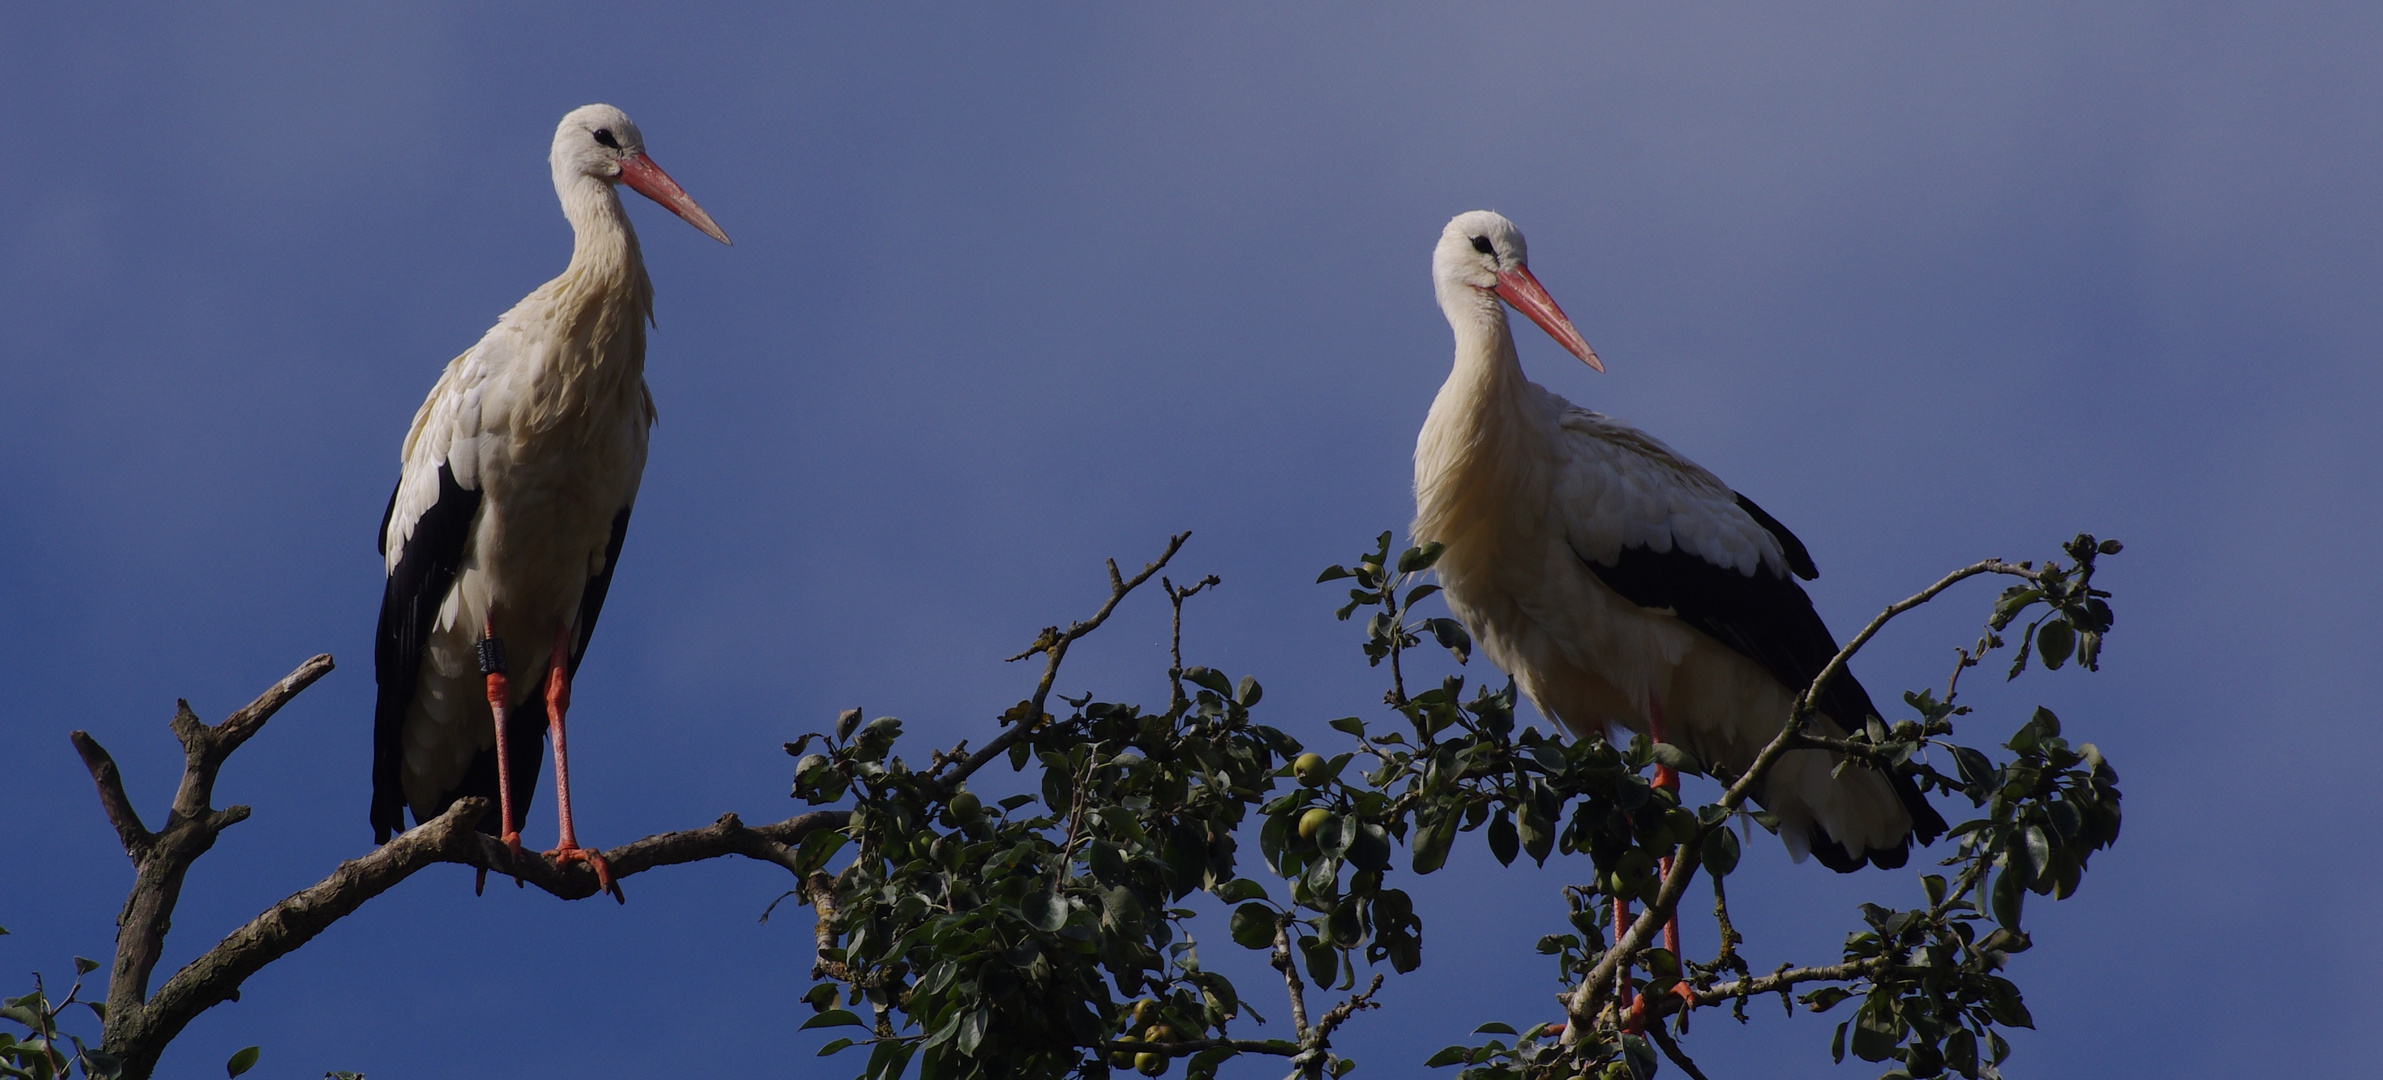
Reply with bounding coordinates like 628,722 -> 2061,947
1801,986 -> 1853,1013
955,1007 -> 989,1057
1649,742 -> 1703,776
1229,903 -> 1277,949
1982,976 -> 2035,1029
225,1047 -> 260,1078
1184,667 -> 1234,697
2035,619 -> 2075,670
1410,817 -> 1456,875
818,1037 -> 857,1056
1187,1045 -> 1240,1080
867,1038 -> 918,1080
1701,826 -> 1741,878
1022,888 -> 1069,932
1424,1046 -> 1469,1068
71,959 -> 98,977
1849,997 -> 1902,1061
1215,879 -> 1269,904
1517,802 -> 1554,866
1327,716 -> 1367,737
1300,936 -> 1338,986
1237,675 -> 1264,707
1486,811 -> 1519,866
1952,747 -> 1994,788
1398,542 -> 1446,573
2023,826 -> 2053,887
800,1009 -> 868,1031
1944,1029 -> 1978,1078
1991,864 -> 2025,931
793,828 -> 851,877
1317,565 -> 1354,583
1428,618 -> 1472,663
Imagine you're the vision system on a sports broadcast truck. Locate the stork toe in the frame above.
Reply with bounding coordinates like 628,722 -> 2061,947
546,844 -> 624,903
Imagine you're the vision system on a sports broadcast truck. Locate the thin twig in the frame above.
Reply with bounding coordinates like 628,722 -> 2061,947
937,533 -> 1189,791
1163,573 -> 1221,716
1645,1022 -> 1712,1080
1310,974 -> 1385,1047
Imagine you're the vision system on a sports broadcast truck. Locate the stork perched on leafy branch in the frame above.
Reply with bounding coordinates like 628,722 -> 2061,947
1410,210 -> 1944,873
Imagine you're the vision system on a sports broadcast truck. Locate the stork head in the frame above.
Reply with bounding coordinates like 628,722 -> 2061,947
1434,210 -> 1599,370
551,103 -> 731,245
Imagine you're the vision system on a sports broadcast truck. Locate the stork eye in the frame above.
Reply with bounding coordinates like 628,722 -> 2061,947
1470,236 -> 1496,257
592,128 -> 621,150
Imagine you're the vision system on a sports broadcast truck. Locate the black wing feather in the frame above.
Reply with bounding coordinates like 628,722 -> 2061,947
571,505 -> 634,675
1732,492 -> 1817,580
371,463 -> 481,843
1578,495 -> 1946,868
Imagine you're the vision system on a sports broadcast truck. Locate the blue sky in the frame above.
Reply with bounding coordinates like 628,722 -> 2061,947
3,4 -> 2377,1077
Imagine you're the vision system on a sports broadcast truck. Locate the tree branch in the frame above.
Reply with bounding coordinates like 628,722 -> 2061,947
1271,918 -> 1312,1042
937,532 -> 1189,791
70,731 -> 152,859
75,654 -> 851,1080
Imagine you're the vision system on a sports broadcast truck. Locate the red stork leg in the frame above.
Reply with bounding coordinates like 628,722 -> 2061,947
1642,694 -> 1697,1017
476,619 -> 524,895
542,623 -> 622,902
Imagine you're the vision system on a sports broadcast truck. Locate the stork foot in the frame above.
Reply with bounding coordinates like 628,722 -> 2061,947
547,843 -> 625,903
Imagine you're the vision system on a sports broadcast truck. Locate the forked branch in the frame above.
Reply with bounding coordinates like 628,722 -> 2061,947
70,656 -> 848,1080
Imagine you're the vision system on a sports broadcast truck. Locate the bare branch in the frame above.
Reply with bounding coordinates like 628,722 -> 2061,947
1271,917 -> 1312,1042
76,653 -> 850,1080
1310,973 -> 1385,1047
69,731 -> 152,859
1163,573 -> 1221,715
940,532 -> 1189,790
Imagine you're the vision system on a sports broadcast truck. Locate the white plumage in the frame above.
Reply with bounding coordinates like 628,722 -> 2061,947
371,105 -> 729,879
1413,210 -> 1940,871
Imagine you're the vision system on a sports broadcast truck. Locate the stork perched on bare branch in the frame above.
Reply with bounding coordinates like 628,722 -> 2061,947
371,104 -> 730,898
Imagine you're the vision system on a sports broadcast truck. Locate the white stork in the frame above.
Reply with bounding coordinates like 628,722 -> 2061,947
370,104 -> 729,896
1412,210 -> 1944,874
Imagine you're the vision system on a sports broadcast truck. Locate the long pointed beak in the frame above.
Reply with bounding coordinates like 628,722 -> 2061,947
617,153 -> 732,245
1493,265 -> 1601,372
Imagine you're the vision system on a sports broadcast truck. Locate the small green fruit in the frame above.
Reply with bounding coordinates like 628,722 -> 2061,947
1130,999 -> 1160,1027
1293,753 -> 1328,786
1617,849 -> 1654,879
948,791 -> 983,820
1109,1050 -> 1135,1068
1135,1052 -> 1168,1077
1298,808 -> 1332,842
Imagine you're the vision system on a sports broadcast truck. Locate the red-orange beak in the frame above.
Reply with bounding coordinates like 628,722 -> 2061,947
617,153 -> 731,245
1493,265 -> 1601,371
